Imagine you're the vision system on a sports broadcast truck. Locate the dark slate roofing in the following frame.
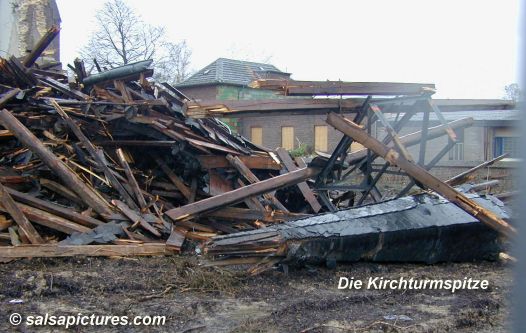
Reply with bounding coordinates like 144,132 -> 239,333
176,58 -> 288,87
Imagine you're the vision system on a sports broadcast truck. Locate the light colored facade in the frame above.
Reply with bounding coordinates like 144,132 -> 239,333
0,0 -> 60,62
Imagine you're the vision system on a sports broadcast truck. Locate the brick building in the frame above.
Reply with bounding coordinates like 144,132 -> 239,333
176,58 -> 290,130
178,58 -> 519,167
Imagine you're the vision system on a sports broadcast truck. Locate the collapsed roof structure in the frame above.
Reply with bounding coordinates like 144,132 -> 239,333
0,26 -> 516,271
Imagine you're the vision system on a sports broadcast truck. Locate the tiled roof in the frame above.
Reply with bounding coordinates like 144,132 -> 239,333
176,58 -> 287,87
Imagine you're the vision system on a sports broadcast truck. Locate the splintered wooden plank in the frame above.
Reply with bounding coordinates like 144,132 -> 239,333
209,170 -> 265,212
0,243 -> 170,258
51,100 -> 138,210
205,207 -> 309,223
23,25 -> 60,67
196,155 -> 281,170
40,178 -> 85,206
113,80 -> 133,103
0,89 -> 21,108
226,154 -> 288,212
6,187 -> 104,228
165,167 -> 319,221
112,200 -> 161,237
446,153 -> 509,187
326,112 -> 516,238
116,148 -> 148,209
39,77 -> 89,100
166,227 -> 187,252
0,183 -> 43,244
3,203 -> 91,235
0,109 -> 111,216
236,179 -> 267,212
276,148 -> 322,213
153,154 -> 193,201
250,79 -> 436,96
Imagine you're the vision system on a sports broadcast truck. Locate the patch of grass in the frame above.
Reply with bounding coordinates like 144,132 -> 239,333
289,143 -> 313,158
172,259 -> 243,294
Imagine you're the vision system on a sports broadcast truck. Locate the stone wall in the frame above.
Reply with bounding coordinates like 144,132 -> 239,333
0,0 -> 60,62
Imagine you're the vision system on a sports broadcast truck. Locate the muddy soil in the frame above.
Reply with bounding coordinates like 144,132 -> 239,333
0,257 -> 513,332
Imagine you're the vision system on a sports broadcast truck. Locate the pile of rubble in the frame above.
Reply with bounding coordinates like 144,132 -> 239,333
0,27 -> 516,271
0,27 -> 319,259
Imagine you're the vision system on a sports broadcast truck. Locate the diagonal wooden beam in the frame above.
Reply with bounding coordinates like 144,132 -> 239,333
276,148 -> 321,213
0,183 -> 43,244
165,167 -> 319,221
0,109 -> 111,216
327,112 -> 516,238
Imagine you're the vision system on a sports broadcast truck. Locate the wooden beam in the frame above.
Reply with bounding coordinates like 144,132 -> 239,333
345,117 -> 475,165
0,89 -> 21,108
327,112 -> 516,238
209,169 -> 265,211
196,155 -> 281,170
153,154 -> 193,201
446,153 -> 509,186
0,183 -> 43,244
0,109 -> 111,216
40,178 -> 85,207
276,148 -> 322,213
5,187 -> 103,228
184,98 -> 362,118
165,167 -> 319,221
250,79 -> 436,96
116,148 -> 148,209
0,203 -> 91,235
112,200 -> 161,237
51,100 -> 138,210
205,207 -> 309,223
226,154 -> 288,212
166,227 -> 187,252
0,243 -> 170,258
23,25 -> 60,67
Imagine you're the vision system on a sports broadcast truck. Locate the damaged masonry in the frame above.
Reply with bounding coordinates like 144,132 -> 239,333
0,26 -> 517,275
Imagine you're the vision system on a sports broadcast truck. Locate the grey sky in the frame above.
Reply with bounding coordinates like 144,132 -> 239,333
55,0 -> 520,99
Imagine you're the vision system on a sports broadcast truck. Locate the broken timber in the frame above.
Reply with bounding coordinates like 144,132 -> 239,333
446,153 -> 509,186
165,167 -> 320,221
0,109 -> 112,216
0,182 -> 43,244
0,243 -> 170,258
276,148 -> 322,213
326,112 -> 516,238
249,79 -> 436,96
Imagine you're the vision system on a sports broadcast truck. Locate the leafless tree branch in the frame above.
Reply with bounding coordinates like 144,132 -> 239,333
80,0 -> 192,84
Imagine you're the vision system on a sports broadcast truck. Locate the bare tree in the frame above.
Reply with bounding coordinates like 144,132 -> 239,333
504,83 -> 523,102
81,0 -> 192,84
154,40 -> 193,84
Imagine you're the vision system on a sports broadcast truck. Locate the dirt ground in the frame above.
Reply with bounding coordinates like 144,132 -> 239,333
0,255 -> 514,333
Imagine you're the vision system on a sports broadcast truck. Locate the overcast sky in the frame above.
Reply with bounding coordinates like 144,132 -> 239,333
55,0 -> 521,99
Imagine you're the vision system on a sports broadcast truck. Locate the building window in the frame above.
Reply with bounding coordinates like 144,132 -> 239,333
250,127 -> 263,146
314,125 -> 328,152
494,137 -> 519,158
448,129 -> 464,161
281,126 -> 294,150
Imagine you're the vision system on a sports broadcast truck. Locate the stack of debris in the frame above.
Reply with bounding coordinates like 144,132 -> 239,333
0,27 -> 323,259
0,26 -> 515,270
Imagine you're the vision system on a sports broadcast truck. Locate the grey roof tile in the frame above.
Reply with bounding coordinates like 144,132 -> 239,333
176,58 -> 287,87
